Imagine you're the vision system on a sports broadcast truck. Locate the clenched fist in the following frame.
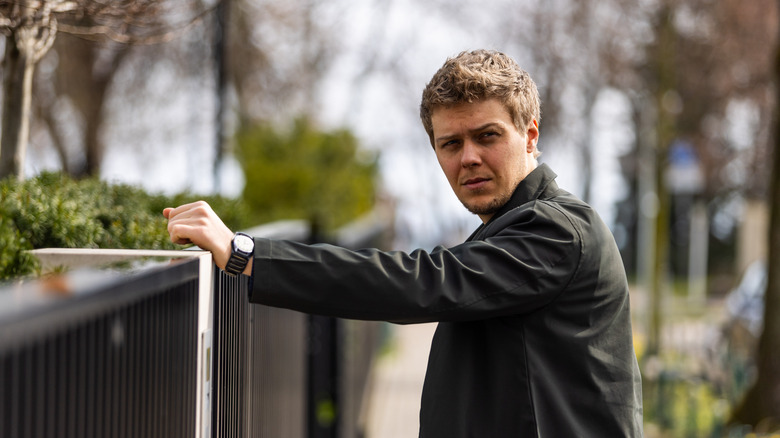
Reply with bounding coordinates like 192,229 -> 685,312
163,201 -> 236,270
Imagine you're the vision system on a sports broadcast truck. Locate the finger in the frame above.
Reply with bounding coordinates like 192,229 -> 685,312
167,216 -> 194,242
165,201 -> 208,221
163,207 -> 173,219
168,223 -> 197,246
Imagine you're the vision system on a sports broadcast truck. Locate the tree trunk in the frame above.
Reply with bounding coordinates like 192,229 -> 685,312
78,88 -> 107,178
645,4 -> 677,357
0,31 -> 35,180
730,30 -> 780,432
54,32 -> 127,178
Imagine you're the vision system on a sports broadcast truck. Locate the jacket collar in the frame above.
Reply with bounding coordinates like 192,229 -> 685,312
466,163 -> 559,240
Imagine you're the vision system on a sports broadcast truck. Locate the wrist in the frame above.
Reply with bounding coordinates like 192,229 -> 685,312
217,244 -> 232,270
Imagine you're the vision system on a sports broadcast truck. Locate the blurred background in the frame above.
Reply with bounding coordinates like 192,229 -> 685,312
2,0 -> 780,436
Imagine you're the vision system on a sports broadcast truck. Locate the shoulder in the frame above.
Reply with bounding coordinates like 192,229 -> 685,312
484,193 -> 588,240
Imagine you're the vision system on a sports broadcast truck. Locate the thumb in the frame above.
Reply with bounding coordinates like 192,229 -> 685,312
163,208 -> 173,219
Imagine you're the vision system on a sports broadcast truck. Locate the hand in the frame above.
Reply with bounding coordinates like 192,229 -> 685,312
163,201 -> 235,270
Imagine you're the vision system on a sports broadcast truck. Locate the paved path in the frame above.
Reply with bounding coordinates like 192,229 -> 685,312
363,323 -> 437,438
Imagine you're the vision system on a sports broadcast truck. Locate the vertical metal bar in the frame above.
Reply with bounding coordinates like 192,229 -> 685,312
78,325 -> 87,438
212,272 -> 222,438
85,323 -> 94,438
237,274 -> 244,438
95,318 -> 105,438
138,298 -> 146,438
185,281 -> 196,438
161,291 -> 170,438
0,351 -> 5,437
112,312 -> 119,438
229,273 -> 235,438
106,314 -> 114,438
177,286 -> 187,438
33,340 -> 45,438
177,284 -> 186,438
145,296 -> 153,438
22,346 -> 31,438
119,308 -> 128,438
159,292 -> 165,438
125,305 -> 133,438
51,334 -> 61,438
238,274 -> 245,438
55,333 -> 65,437
44,338 -> 55,438
246,301 -> 254,438
225,273 -> 233,438
10,349 -> 19,438
68,327 -> 77,438
149,293 -> 159,438
232,274 -> 237,438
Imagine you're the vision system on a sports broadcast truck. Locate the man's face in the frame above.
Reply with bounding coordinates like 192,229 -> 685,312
431,99 -> 539,223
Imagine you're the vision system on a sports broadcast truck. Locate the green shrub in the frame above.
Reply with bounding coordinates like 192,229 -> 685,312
1,119 -> 377,281
237,118 -> 378,231
0,172 -> 253,281
0,215 -> 37,279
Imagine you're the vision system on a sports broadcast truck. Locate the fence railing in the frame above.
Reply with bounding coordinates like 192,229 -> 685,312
0,251 -> 210,438
1,215 -> 392,438
210,218 -> 388,438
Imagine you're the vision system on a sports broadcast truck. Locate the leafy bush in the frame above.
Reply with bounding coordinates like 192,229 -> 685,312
0,172 -> 253,281
1,120 -> 376,280
0,215 -> 37,280
237,118 -> 378,231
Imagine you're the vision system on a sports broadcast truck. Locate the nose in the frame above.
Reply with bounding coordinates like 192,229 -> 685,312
461,141 -> 481,167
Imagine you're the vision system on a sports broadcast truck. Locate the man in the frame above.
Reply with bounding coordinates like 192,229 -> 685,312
165,49 -> 644,436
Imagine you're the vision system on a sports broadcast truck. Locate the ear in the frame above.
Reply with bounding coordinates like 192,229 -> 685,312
526,119 -> 539,152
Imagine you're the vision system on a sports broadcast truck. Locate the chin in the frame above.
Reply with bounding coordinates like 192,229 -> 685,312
462,201 -> 499,217
461,194 -> 510,217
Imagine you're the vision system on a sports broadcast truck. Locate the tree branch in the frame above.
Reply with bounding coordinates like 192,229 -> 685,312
56,4 -> 216,45
32,16 -> 57,62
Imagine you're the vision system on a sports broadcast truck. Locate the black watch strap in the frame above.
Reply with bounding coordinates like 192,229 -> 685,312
224,253 -> 249,276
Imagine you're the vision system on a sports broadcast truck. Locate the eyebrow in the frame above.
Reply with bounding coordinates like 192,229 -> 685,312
434,122 -> 504,145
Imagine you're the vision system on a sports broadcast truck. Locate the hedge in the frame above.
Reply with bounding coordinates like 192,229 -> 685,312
0,172 -> 252,281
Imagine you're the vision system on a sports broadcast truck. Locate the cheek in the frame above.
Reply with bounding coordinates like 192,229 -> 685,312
436,156 -> 458,180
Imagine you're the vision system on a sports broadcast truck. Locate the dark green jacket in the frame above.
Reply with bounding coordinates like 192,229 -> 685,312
250,164 -> 643,437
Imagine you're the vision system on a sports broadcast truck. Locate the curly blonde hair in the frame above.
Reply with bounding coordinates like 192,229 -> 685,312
420,50 -> 541,150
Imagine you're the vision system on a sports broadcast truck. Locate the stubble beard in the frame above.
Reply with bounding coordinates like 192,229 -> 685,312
460,189 -> 513,217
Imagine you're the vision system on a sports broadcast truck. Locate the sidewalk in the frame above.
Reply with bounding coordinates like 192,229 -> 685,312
363,323 -> 437,438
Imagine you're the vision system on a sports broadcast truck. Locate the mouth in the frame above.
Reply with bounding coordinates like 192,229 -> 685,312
462,177 -> 491,190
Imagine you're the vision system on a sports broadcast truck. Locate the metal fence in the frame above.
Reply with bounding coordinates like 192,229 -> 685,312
211,217 -> 389,438
0,255 -> 204,438
1,214 -> 392,438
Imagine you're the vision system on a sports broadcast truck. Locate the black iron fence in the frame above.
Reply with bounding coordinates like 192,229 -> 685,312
210,217 -> 389,438
1,214 -> 392,438
0,256 -> 202,438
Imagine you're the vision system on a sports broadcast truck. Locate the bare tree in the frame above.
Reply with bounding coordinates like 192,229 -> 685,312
225,0 -> 350,125
731,13 -> 780,429
0,0 -> 76,179
0,0 -> 208,180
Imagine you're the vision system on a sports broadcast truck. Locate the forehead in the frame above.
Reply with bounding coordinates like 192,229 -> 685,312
431,99 -> 513,134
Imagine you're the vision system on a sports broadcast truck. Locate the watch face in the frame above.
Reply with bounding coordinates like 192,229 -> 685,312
234,234 -> 254,253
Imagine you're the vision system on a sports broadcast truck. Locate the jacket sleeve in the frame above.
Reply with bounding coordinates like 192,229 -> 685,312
249,204 -> 582,323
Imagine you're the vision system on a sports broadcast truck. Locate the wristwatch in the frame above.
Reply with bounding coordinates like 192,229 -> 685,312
224,232 -> 254,276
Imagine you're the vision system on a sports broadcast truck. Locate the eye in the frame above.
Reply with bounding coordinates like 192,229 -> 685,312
438,139 -> 459,149
479,131 -> 499,141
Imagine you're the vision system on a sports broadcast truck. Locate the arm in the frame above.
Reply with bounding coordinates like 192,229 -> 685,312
251,206 -> 581,323
163,201 -> 253,276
